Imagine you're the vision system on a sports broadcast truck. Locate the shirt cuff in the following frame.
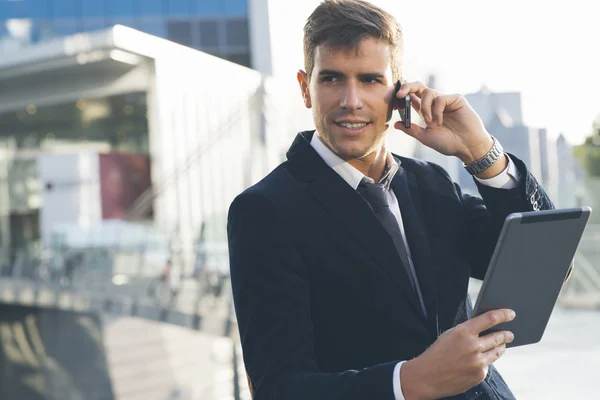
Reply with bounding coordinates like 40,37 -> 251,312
393,361 -> 407,400
474,154 -> 520,189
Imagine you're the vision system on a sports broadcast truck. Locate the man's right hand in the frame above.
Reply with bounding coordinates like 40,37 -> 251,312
400,309 -> 516,400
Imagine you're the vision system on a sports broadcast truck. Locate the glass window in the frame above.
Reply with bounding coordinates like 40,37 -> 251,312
51,22 -> 80,36
52,0 -> 79,18
81,0 -> 105,18
225,19 -> 248,47
139,0 -> 164,16
198,20 -> 219,47
82,18 -> 109,33
106,0 -> 134,17
0,22 -> 8,37
105,0 -> 135,28
194,0 -> 221,16
136,20 -> 166,38
201,48 -> 220,57
32,20 -> 54,41
110,16 -> 136,28
224,52 -> 251,68
28,0 -> 53,19
166,0 -> 192,16
0,0 -> 29,19
167,21 -> 193,47
225,0 -> 247,16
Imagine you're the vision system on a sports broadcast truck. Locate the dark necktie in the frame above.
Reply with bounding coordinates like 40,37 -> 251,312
357,179 -> 427,316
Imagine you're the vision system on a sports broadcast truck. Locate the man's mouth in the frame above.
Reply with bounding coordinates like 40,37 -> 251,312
335,122 -> 370,130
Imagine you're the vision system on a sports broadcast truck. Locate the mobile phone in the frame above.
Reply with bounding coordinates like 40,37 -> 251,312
396,79 -> 411,129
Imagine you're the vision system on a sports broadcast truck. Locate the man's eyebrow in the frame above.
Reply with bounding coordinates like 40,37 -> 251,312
317,70 -> 387,81
358,72 -> 386,80
318,69 -> 345,77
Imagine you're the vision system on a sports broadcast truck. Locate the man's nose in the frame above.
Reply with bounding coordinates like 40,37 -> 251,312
340,82 -> 364,110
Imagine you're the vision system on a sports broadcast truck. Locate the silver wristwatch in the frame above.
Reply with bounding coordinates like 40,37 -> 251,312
463,136 -> 504,175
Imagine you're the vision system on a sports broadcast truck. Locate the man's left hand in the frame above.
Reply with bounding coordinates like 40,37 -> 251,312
393,81 -> 493,165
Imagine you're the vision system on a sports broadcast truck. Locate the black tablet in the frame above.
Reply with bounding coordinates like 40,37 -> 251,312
471,207 -> 592,347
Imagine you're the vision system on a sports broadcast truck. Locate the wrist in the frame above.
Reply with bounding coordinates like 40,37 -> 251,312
461,135 -> 506,178
400,358 -> 435,400
458,135 -> 494,165
474,153 -> 509,179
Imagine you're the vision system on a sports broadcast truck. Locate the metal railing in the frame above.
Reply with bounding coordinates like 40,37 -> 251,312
560,224 -> 600,306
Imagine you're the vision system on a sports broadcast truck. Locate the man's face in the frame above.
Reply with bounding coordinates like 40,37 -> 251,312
298,37 -> 396,161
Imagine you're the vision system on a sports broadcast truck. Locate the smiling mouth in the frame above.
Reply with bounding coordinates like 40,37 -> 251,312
335,122 -> 370,130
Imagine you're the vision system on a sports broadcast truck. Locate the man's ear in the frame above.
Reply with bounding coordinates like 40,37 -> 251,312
297,70 -> 312,109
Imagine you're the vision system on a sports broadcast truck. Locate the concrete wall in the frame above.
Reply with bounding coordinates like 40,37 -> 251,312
0,304 -> 248,400
103,316 -> 245,400
0,304 -> 114,400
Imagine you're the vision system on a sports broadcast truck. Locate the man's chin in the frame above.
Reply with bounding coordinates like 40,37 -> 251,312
330,145 -> 370,161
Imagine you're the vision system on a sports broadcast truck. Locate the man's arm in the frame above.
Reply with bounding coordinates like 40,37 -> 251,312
227,192 -> 398,400
393,81 -> 561,282
455,154 -> 555,279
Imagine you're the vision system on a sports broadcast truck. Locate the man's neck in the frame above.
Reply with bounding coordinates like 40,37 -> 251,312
347,146 -> 388,183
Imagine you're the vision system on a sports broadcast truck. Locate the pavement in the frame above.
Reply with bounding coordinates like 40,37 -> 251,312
467,279 -> 600,399
1,277 -> 598,399
102,315 -> 236,400
101,306 -> 600,400
493,306 -> 600,400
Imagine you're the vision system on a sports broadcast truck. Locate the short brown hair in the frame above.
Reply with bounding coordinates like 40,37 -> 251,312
303,0 -> 403,81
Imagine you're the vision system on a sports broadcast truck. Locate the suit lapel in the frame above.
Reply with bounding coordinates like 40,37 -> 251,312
286,132 -> 427,322
391,164 -> 439,336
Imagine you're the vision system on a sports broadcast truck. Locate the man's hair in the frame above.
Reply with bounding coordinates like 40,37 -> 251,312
303,0 -> 403,81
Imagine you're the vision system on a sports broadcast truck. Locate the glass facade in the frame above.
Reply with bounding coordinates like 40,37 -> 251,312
0,92 -> 150,261
0,0 -> 251,67
0,92 -> 149,155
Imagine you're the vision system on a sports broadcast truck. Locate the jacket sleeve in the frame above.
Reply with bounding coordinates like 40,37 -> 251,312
227,192 -> 398,400
436,154 -> 555,280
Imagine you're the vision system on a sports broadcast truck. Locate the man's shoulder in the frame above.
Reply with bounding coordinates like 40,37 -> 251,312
230,161 -> 301,210
245,161 -> 295,194
393,154 -> 455,184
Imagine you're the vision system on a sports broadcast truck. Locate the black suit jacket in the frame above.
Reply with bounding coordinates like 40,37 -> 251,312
227,131 -> 554,400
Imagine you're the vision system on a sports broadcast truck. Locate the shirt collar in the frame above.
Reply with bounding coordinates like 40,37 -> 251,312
310,131 -> 400,190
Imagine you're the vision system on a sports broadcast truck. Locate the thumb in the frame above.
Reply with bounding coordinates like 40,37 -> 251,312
394,121 -> 426,143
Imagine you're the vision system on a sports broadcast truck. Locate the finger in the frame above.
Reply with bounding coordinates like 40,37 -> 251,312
396,80 -> 428,100
394,120 -> 427,143
420,89 -> 436,124
432,96 -> 448,127
410,93 -> 422,114
481,343 -> 507,366
468,309 -> 516,334
477,330 -> 514,353
432,94 -> 463,125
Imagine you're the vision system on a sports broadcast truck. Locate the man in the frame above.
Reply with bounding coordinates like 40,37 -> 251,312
227,1 -> 554,399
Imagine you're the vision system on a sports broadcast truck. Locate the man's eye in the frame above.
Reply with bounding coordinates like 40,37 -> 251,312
322,76 -> 339,82
363,78 -> 381,84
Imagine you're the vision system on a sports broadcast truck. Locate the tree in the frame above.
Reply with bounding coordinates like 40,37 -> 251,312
574,117 -> 600,177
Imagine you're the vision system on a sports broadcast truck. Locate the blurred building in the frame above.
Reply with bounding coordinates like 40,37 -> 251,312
411,85 -> 568,202
0,24 -> 311,272
459,86 -> 542,193
0,0 -> 414,271
0,0 -> 251,67
556,133 -> 582,208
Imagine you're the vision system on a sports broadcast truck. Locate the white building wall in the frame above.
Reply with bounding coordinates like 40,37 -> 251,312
544,135 -> 560,205
145,45 -> 273,271
37,152 -> 102,246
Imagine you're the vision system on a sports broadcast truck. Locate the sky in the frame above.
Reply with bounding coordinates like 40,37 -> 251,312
268,0 -> 600,146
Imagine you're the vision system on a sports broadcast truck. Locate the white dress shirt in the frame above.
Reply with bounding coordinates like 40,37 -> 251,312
309,132 -> 520,400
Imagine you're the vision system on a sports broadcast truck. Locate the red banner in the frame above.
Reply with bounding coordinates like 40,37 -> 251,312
99,153 -> 152,220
